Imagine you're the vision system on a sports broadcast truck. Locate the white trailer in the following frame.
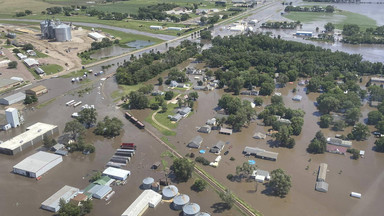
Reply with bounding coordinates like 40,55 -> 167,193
66,100 -> 75,106
73,101 -> 82,107
350,192 -> 361,199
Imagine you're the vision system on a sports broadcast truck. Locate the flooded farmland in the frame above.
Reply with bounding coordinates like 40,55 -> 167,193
91,40 -> 155,60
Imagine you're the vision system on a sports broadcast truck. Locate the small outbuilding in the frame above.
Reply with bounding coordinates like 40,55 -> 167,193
23,58 -> 39,67
292,95 -> 302,101
183,203 -> 200,216
26,85 -> 48,96
41,185 -> 79,212
219,128 -> 232,135
70,194 -> 88,206
187,136 -> 203,148
88,185 -> 112,199
253,132 -> 266,139
102,167 -> 130,181
317,163 -> 328,182
210,141 -> 225,154
162,185 -> 178,200
198,125 -> 211,134
315,181 -> 329,193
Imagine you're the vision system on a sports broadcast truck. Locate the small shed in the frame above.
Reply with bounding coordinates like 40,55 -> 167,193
70,194 -> 88,206
253,132 -> 266,139
206,118 -> 216,126
315,181 -> 329,193
210,141 -> 225,154
198,125 -> 211,134
170,113 -> 183,122
35,67 -> 45,75
26,85 -> 48,96
187,136 -> 203,148
51,143 -> 65,151
55,149 -> 68,156
162,185 -> 178,200
152,161 -> 161,169
219,128 -> 232,135
183,203 -> 200,216
317,163 -> 328,182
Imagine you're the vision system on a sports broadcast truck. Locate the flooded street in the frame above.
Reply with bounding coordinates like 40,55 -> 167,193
91,40 -> 155,60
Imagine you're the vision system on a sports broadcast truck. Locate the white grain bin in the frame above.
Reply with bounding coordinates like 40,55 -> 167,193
55,24 -> 72,42
142,177 -> 154,189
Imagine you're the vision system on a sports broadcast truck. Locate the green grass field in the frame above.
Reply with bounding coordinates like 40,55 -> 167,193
40,64 -> 63,75
284,10 -> 377,30
110,84 -> 144,99
154,103 -> 179,129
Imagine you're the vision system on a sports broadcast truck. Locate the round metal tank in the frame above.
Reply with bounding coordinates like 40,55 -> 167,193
162,185 -> 178,200
142,177 -> 154,189
55,24 -> 72,42
182,203 -> 200,216
196,212 -> 210,216
173,194 -> 190,210
47,21 -> 56,39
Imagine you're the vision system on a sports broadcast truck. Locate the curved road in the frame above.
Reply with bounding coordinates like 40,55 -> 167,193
0,18 -> 177,41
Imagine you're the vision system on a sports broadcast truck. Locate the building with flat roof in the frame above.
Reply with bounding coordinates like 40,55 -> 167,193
317,163 -> 328,182
0,92 -> 26,105
0,122 -> 59,155
0,78 -> 22,92
5,108 -> 21,128
243,146 -> 278,161
102,167 -> 130,181
13,151 -> 63,178
121,190 -> 162,216
26,85 -> 48,96
219,128 -> 232,135
41,185 -> 79,212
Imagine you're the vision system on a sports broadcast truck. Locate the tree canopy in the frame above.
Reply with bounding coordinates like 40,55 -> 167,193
172,158 -> 194,182
77,108 -> 97,128
268,168 -> 292,197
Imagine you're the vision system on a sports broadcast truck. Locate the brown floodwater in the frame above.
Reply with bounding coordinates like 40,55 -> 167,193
162,79 -> 384,216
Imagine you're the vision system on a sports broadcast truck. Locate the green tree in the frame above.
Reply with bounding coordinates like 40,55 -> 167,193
271,95 -> 283,105
347,148 -> 360,160
219,189 -> 235,209
43,135 -> 56,149
325,5 -> 334,13
275,125 -> 295,148
259,82 -> 275,96
277,74 -> 289,87
367,111 -> 382,125
319,114 -> 333,128
64,120 -> 85,140
317,96 -> 340,114
89,171 -> 102,182
188,91 -> 199,101
333,120 -> 346,131
77,108 -> 97,128
161,102 -> 168,113
290,117 -> 304,135
128,91 -> 149,109
307,131 -> 327,154
324,22 -> 335,32
228,77 -> 244,95
58,199 -> 81,216
253,97 -> 263,106
157,77 -> 163,85
93,116 -> 123,138
345,108 -> 360,126
80,199 -> 93,215
12,48 -> 20,53
24,95 -> 38,104
200,30 -> 212,40
191,179 -> 207,192
8,61 -> 17,69
23,43 -> 34,51
6,39 -> 10,45
172,158 -> 194,182
200,16 -> 207,24
268,168 -> 292,197
374,138 -> 384,152
164,91 -> 174,100
376,121 -> 384,134
350,123 -> 369,141
236,162 -> 256,180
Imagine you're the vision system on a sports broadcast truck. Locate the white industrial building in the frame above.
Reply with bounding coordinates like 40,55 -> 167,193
121,190 -> 162,216
102,167 -> 131,181
5,108 -> 21,128
41,185 -> 79,212
0,122 -> 58,155
150,25 -> 163,30
88,32 -> 106,41
13,151 -> 63,178
0,92 -> 26,105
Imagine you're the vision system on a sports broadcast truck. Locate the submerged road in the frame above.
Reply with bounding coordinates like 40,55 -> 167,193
0,18 -> 176,41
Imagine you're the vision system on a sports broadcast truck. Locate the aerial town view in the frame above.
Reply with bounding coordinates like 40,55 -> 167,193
1,0 -> 384,215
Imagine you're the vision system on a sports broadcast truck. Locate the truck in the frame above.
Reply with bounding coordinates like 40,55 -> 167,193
120,143 -> 136,150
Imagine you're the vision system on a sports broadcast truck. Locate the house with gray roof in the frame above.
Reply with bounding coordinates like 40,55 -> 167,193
326,137 -> 352,148
198,125 -> 211,134
253,132 -> 266,139
169,113 -> 183,122
315,181 -> 329,193
187,136 -> 203,148
210,141 -> 225,154
179,107 -> 192,116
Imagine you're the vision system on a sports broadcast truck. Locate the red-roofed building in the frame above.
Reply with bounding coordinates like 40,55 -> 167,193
326,145 -> 347,155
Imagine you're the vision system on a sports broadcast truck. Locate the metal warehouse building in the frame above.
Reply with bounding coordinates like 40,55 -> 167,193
0,122 -> 59,155
0,92 -> 26,105
41,185 -> 79,212
13,151 -> 63,178
121,190 -> 162,216
102,167 -> 131,181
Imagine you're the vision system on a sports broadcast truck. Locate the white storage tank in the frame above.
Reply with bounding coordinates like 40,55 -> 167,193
162,185 -> 178,200
183,203 -> 200,216
55,24 -> 72,42
142,177 -> 154,189
173,194 -> 190,210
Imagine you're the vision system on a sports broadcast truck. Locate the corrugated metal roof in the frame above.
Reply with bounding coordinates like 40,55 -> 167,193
1,92 -> 26,103
41,185 -> 79,211
13,151 -> 62,173
0,79 -> 19,88
121,190 -> 162,216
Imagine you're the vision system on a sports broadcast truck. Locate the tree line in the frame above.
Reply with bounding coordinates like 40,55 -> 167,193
342,24 -> 384,44
116,40 -> 199,85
